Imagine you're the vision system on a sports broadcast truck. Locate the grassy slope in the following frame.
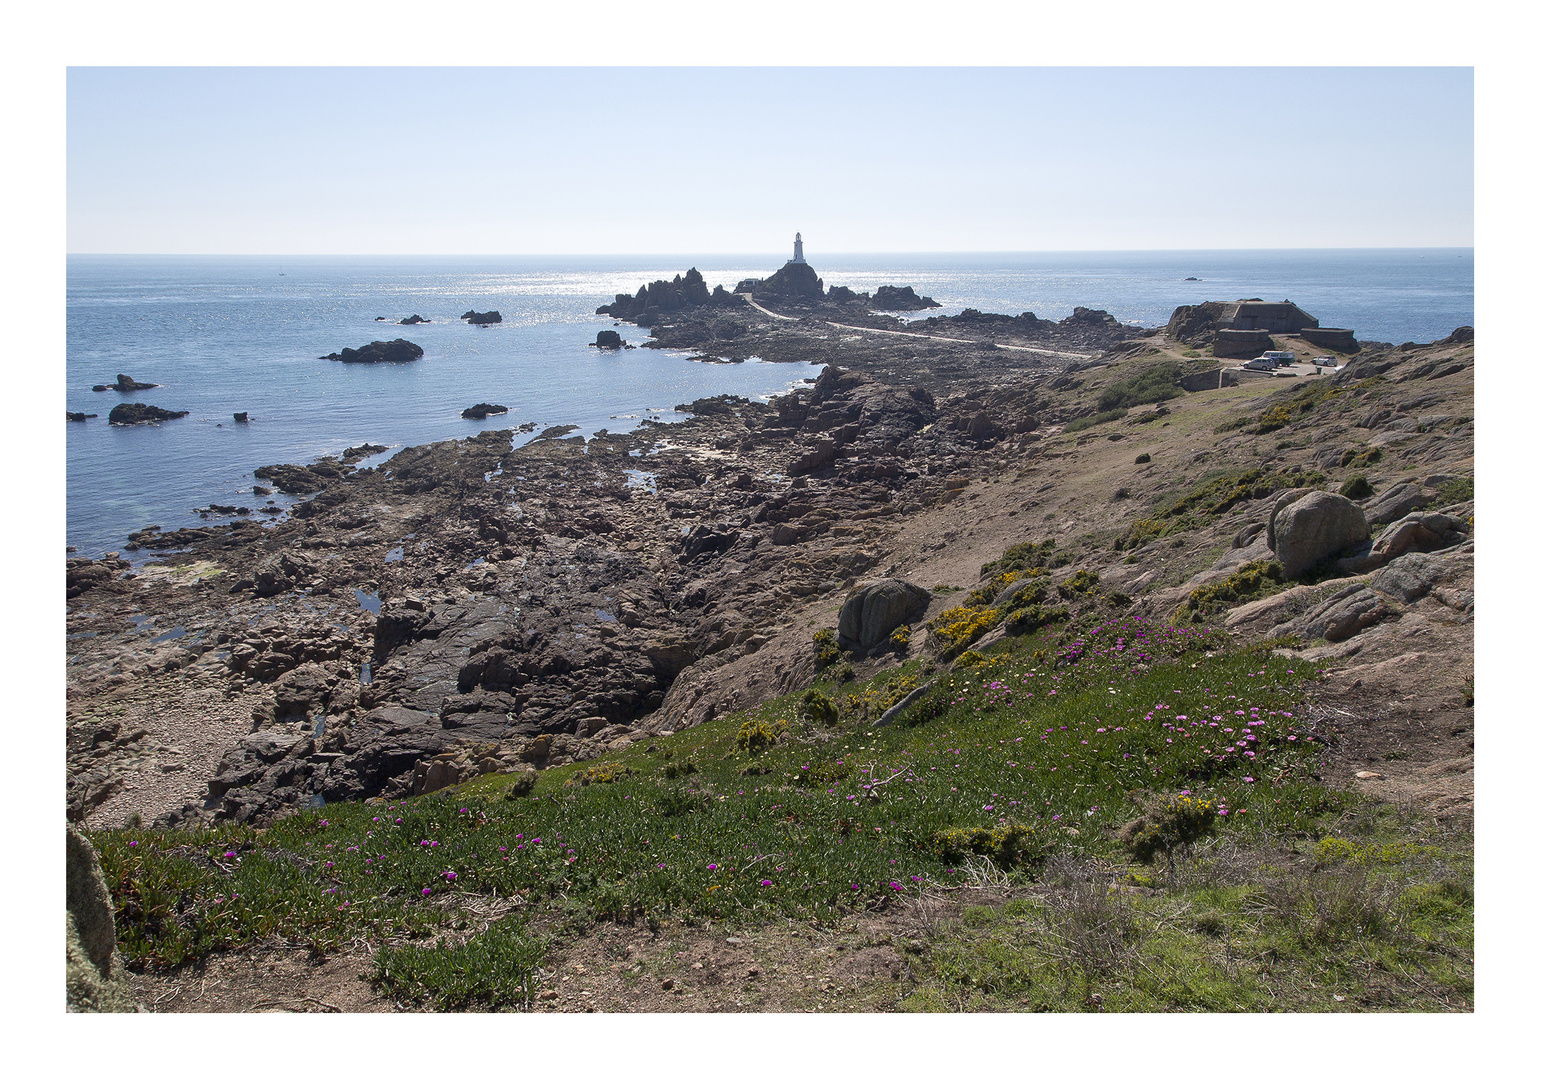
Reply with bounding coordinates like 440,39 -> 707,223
90,611 -> 1471,1011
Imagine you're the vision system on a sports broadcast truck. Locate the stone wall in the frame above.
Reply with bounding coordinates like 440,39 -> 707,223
1214,329 -> 1274,359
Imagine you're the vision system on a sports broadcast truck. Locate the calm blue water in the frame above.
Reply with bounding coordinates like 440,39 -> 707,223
66,250 -> 1473,559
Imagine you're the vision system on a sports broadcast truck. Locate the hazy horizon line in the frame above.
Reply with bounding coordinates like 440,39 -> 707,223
67,245 -> 1475,258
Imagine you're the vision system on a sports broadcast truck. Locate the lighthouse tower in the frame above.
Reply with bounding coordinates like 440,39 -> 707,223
791,232 -> 805,264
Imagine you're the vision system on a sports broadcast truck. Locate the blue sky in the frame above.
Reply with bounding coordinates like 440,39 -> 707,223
67,66 -> 1473,254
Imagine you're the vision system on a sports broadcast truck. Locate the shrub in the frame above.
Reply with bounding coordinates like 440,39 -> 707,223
1255,405 -> 1295,434
812,628 -> 842,668
967,570 -> 1022,607
930,605 -> 1001,659
503,772 -> 537,799
1113,518 -> 1169,551
799,688 -> 839,727
1134,453 -> 1151,464
1182,560 -> 1285,618
1339,475 -> 1374,499
736,718 -> 785,753
568,761 -> 631,787
1065,408 -> 1128,433
889,624 -> 911,650
1117,792 -> 1218,867
1003,603 -> 1070,635
929,821 -> 1051,869
981,539 -> 1059,578
1058,569 -> 1100,598
657,757 -> 698,779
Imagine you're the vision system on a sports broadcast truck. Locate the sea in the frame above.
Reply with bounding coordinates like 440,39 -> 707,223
65,249 -> 1474,562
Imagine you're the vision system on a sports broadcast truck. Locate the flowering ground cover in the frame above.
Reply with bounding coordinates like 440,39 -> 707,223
90,615 -> 1468,1011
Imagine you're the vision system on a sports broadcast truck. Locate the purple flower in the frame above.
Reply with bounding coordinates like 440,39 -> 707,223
443,871 -> 457,881
760,879 -> 772,887
707,864 -> 718,871
421,887 -> 432,896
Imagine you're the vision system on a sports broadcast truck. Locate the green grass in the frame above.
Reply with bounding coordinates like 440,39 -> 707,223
1095,362 -> 1184,412
87,609 -> 1469,1012
1065,408 -> 1128,433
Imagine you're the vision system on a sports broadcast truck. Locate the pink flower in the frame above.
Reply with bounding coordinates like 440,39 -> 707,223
760,879 -> 772,887
422,887 -> 432,896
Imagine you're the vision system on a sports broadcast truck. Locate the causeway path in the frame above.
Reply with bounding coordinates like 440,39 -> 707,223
743,293 -> 1094,362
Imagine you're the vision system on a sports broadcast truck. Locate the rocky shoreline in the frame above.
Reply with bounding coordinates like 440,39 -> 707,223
65,268 -> 1476,835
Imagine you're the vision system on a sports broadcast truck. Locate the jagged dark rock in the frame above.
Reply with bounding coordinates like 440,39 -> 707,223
461,310 -> 503,325
92,374 -> 159,392
107,403 -> 190,425
319,339 -> 424,364
870,285 -> 940,311
461,403 -> 509,420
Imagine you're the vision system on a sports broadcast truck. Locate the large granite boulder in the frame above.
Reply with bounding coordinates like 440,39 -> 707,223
838,579 -> 931,651
1270,491 -> 1369,579
66,825 -> 135,1012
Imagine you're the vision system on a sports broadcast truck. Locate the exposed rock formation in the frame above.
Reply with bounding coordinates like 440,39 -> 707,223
870,285 -> 940,311
66,825 -> 135,1012
462,310 -> 503,325
319,339 -> 423,364
107,403 -> 190,425
92,374 -> 159,392
461,403 -> 509,420
837,579 -> 931,651
596,268 -> 741,325
1269,491 -> 1370,579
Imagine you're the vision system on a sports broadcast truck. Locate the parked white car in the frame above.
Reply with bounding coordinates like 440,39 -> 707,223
1243,356 -> 1278,371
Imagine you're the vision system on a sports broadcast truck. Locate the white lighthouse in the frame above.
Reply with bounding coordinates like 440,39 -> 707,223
791,232 -> 805,264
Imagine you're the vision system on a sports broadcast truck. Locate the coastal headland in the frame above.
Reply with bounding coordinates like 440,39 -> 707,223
66,260 -> 1474,1012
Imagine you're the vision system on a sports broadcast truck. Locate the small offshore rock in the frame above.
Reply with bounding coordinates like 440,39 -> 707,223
461,403 -> 509,420
107,402 -> 190,425
318,339 -> 423,364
